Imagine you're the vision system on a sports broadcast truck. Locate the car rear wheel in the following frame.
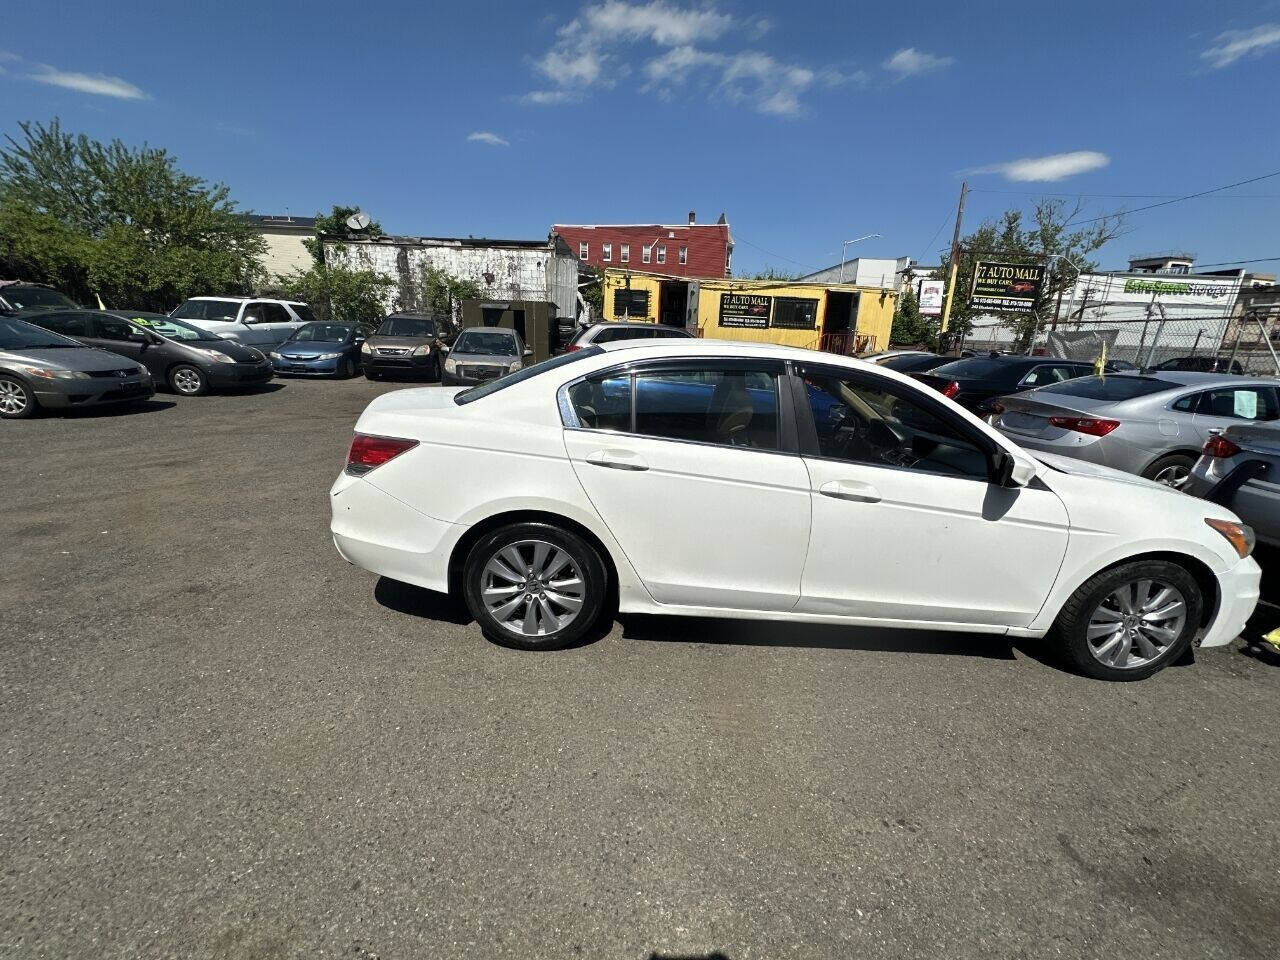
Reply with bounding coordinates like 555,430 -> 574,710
339,358 -> 357,379
0,376 -> 37,419
1052,560 -> 1203,681
462,522 -> 608,650
169,364 -> 209,396
1142,453 -> 1195,490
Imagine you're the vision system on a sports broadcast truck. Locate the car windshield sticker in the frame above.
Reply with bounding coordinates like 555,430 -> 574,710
1234,391 -> 1258,418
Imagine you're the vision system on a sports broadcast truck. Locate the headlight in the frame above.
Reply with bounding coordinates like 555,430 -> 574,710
412,344 -> 432,356
195,348 -> 236,363
1205,518 -> 1255,558
13,365 -> 88,380
507,359 -> 522,372
316,352 -> 343,361
269,351 -> 282,360
444,357 -> 457,373
360,341 -> 371,354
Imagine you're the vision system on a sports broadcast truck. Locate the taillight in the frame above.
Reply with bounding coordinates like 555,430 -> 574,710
1048,416 -> 1121,437
346,433 -> 418,476
565,343 -> 582,352
942,381 -> 960,399
1203,433 -> 1242,458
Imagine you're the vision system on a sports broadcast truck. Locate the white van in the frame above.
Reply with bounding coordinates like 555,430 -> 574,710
171,297 -> 316,350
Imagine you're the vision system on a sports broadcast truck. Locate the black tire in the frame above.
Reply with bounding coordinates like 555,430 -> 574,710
168,364 -> 209,396
1051,559 -> 1203,681
365,369 -> 380,381
339,358 -> 358,379
462,522 -> 608,651
1142,453 -> 1196,490
0,375 -> 38,419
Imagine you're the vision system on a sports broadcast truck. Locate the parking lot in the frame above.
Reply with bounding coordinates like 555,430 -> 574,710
4,377 -> 1280,959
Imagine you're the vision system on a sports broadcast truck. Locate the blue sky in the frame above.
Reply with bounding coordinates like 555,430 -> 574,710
2,0 -> 1279,276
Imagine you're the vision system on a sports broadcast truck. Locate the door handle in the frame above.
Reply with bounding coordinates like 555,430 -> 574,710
819,479 -> 880,503
585,449 -> 649,471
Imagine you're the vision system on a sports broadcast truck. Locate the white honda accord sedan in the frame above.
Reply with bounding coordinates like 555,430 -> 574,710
330,339 -> 1261,681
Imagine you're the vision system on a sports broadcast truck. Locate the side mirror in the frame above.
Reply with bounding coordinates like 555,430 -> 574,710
128,331 -> 150,344
242,314 -> 262,325
994,450 -> 1037,488
440,345 -> 450,355
523,347 -> 534,358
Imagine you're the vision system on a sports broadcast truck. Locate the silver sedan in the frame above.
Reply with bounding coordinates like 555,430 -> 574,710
990,371 -> 1280,488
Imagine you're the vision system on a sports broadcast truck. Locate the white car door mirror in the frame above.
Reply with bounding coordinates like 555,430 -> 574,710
996,451 -> 1037,487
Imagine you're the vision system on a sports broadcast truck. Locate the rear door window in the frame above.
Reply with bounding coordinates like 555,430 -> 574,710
1196,387 -> 1279,421
94,315 -> 136,342
40,312 -> 92,336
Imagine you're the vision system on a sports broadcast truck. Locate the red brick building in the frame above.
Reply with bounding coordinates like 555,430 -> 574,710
553,212 -> 733,278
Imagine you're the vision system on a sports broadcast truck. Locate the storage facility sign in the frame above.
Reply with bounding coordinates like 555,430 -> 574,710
1066,274 -> 1242,307
970,261 -> 1046,314
719,293 -> 772,328
918,279 -> 945,316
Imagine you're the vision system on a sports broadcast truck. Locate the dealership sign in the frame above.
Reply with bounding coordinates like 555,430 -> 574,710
918,279 -> 945,316
719,293 -> 772,328
970,261 -> 1046,314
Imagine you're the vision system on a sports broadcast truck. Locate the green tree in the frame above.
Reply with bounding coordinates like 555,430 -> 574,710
938,199 -> 1125,349
891,287 -> 937,347
275,264 -> 394,323
746,267 -> 798,281
407,264 -> 482,319
302,204 -> 383,266
0,119 -> 265,309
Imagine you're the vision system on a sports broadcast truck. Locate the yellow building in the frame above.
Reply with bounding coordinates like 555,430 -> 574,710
601,268 -> 896,354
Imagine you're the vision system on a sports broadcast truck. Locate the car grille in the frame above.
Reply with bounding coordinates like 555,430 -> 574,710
87,368 -> 137,379
461,364 -> 506,379
375,347 -> 409,356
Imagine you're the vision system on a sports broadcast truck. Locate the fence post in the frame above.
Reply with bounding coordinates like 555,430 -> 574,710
1143,304 -> 1168,371
1256,315 -> 1280,375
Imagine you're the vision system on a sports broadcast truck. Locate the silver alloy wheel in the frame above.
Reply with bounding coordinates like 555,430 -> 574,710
0,378 -> 28,415
481,539 -> 586,638
172,368 -> 203,394
1152,463 -> 1190,489
1086,578 -> 1187,669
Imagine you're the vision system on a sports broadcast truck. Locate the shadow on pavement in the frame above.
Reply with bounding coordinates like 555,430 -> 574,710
650,954 -> 732,960
63,398 -> 177,418
621,613 -> 1018,660
375,577 -> 472,625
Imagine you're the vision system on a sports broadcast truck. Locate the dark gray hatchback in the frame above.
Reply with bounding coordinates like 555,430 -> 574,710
27,310 -> 273,396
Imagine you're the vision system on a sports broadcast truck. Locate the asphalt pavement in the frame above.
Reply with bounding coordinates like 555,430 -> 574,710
3,376 -> 1280,960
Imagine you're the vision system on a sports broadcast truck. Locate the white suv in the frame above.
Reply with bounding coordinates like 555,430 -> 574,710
171,297 -> 316,350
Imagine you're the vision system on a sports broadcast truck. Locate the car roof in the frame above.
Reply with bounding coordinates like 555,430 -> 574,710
596,336 -> 875,366
586,321 -> 674,330
1129,370 -> 1276,387
459,325 -> 517,334
184,296 -> 307,305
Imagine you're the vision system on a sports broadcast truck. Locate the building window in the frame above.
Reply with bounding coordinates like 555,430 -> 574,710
773,297 -> 819,330
657,244 -> 666,264
620,243 -> 630,264
579,241 -> 588,260
642,244 -> 651,264
613,288 -> 650,319
603,243 -> 612,262
679,246 -> 688,265
726,247 -> 733,274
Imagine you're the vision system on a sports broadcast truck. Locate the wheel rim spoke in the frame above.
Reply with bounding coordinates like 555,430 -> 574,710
481,539 -> 585,638
1087,578 -> 1187,669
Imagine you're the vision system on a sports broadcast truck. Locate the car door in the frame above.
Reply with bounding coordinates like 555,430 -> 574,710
1188,384 -> 1280,444
236,301 -> 279,348
85,314 -> 152,370
35,311 -> 94,344
793,362 -> 1070,628
561,358 -> 812,611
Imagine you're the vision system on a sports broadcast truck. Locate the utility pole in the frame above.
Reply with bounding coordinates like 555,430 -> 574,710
939,181 -> 969,337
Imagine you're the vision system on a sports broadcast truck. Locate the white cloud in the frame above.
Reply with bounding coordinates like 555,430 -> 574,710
1201,23 -> 1280,68
973,150 -> 1111,182
29,65 -> 148,99
882,47 -> 954,78
467,131 -> 510,147
524,2 -> 853,116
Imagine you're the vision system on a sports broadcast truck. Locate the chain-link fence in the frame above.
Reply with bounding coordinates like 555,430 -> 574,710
957,306 -> 1280,375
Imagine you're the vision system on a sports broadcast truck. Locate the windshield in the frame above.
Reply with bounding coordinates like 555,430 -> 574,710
1,286 -> 78,310
453,330 -> 519,356
126,314 -> 221,341
290,322 -> 355,342
172,299 -> 240,321
1036,375 -> 1176,401
931,357 -> 1024,381
0,317 -> 81,349
455,346 -> 603,405
377,316 -> 437,337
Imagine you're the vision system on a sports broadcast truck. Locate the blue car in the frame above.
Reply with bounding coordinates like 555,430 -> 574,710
270,321 -> 375,378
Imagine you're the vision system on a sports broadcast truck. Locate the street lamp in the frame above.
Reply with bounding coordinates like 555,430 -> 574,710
839,233 -> 882,282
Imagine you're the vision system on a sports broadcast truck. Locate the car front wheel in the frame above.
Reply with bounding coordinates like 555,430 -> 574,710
169,364 -> 209,396
462,522 -> 608,650
0,375 -> 37,418
1052,560 -> 1203,681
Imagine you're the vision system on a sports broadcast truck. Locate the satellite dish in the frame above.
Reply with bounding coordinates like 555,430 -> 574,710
345,211 -> 371,231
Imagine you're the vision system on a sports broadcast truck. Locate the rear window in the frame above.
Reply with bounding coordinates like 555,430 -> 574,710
593,327 -> 650,344
454,346 -> 603,405
930,357 -> 1025,381
1036,375 -> 1175,401
1,286 -> 78,310
651,327 -> 693,338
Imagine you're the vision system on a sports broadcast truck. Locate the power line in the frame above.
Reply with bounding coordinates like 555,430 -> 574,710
1193,256 -> 1280,268
972,189 -> 1280,200
915,210 -> 952,264
733,233 -> 817,272
1065,169 -> 1280,227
